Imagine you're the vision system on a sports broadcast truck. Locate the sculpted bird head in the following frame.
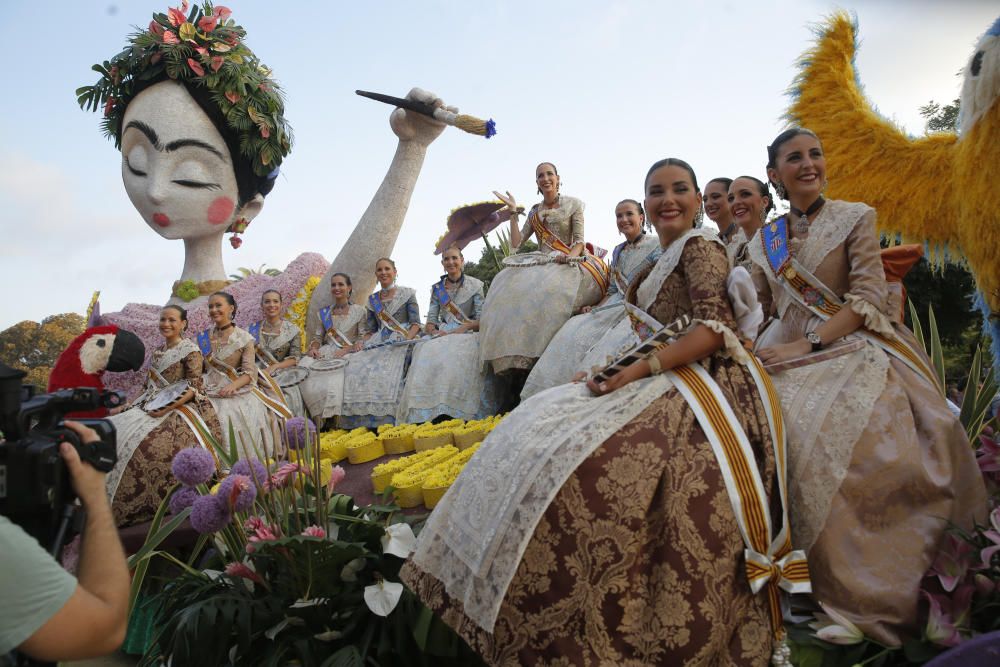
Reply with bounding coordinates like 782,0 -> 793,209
958,16 -> 1000,135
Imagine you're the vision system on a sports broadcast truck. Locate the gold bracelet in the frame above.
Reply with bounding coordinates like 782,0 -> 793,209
646,353 -> 662,375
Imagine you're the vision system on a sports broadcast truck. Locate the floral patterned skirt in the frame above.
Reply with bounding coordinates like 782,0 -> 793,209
402,357 -> 776,666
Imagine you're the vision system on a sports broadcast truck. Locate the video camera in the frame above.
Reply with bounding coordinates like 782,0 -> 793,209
0,364 -> 121,552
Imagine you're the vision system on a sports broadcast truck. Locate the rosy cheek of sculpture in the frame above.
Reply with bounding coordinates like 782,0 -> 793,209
207,196 -> 236,225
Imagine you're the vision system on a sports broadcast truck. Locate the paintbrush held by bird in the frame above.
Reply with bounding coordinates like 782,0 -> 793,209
356,90 -> 496,138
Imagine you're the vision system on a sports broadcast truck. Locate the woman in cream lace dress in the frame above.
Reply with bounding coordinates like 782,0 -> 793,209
396,245 -> 502,423
750,128 -> 985,646
479,163 -> 607,399
521,199 -> 661,399
298,273 -> 367,424
107,305 -> 222,527
402,159 -> 785,666
253,290 -> 306,418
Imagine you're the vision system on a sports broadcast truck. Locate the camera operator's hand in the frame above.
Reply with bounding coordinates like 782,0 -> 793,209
59,421 -> 108,509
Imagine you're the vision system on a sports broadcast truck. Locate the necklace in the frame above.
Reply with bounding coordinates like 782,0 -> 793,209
719,222 -> 738,243
216,322 -> 234,332
446,273 -> 463,285
789,196 -> 825,234
332,302 -> 349,313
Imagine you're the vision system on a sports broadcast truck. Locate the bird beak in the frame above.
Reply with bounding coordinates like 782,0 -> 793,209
107,329 -> 145,372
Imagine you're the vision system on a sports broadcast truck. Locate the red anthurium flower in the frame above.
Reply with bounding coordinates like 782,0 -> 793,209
194,45 -> 208,57
214,5 -> 232,21
167,6 -> 186,27
187,58 -> 205,76
197,14 -> 219,32
103,97 -> 115,118
211,56 -> 224,72
148,20 -> 164,36
260,125 -> 270,139
224,90 -> 241,104
162,30 -> 179,44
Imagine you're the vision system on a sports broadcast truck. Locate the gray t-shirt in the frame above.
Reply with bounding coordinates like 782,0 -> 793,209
0,516 -> 77,654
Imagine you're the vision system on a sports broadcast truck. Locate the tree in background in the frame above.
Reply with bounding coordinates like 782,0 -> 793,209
464,234 -> 537,292
0,313 -> 85,389
902,98 -> 984,380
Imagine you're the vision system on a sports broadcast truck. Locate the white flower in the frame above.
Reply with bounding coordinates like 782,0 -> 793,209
381,523 -> 417,558
809,602 -> 864,645
264,616 -> 305,640
364,580 -> 404,617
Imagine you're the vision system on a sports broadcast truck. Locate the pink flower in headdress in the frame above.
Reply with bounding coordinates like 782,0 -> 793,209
148,20 -> 164,36
187,58 -> 205,77
167,6 -> 186,27
162,30 -> 179,44
103,97 -> 116,118
301,525 -> 326,538
210,55 -> 224,72
224,90 -> 241,104
198,14 -> 219,32
214,5 -> 232,21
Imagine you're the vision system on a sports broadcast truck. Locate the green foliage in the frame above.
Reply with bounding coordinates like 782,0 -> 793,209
230,264 -> 282,281
918,98 -> 960,133
464,232 -> 538,292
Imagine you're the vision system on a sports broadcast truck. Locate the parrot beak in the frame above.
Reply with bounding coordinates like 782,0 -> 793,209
106,329 -> 145,372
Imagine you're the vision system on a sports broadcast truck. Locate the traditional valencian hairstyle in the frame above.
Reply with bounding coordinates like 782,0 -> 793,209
77,1 -> 293,245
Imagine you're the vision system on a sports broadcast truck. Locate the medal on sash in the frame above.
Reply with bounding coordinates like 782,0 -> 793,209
196,328 -> 212,358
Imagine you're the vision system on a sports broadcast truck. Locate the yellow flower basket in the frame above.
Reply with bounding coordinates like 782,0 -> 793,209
453,429 -> 483,450
422,484 -> 450,509
347,434 -> 385,464
372,446 -> 456,494
415,432 -> 454,452
381,433 -> 415,454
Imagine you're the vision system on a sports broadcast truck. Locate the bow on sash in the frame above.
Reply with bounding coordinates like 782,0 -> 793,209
761,217 -> 940,391
528,209 -> 609,294
319,306 -> 354,348
433,279 -> 469,325
368,293 -> 410,340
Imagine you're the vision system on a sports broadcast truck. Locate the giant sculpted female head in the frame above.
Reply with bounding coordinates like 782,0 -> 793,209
79,2 -> 291,301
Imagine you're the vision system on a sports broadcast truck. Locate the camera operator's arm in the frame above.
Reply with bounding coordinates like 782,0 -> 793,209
17,421 -> 129,661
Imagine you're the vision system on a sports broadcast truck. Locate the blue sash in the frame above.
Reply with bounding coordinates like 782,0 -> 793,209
762,215 -> 791,275
319,306 -> 334,332
247,320 -> 262,343
196,329 -> 212,357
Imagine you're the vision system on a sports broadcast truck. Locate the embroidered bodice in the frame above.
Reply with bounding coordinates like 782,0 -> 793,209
427,274 -> 485,326
518,195 -> 585,253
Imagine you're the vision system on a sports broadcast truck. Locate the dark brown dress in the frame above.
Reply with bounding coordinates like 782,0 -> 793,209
402,236 -> 777,665
108,341 -> 222,527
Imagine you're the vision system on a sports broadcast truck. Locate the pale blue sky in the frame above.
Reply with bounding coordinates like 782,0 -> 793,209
1,1 -> 996,329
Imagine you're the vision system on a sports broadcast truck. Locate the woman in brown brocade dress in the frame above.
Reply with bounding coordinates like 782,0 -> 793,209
107,305 -> 222,527
402,159 -> 779,666
751,128 -> 986,646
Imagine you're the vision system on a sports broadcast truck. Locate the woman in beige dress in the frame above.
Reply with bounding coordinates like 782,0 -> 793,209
299,273 -> 367,423
750,127 -> 986,646
253,290 -> 306,418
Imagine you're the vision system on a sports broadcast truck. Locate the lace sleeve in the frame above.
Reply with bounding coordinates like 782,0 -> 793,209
239,342 -> 258,386
426,287 -> 441,326
570,199 -> 585,246
183,351 -> 207,394
844,210 -> 894,336
518,209 -> 536,248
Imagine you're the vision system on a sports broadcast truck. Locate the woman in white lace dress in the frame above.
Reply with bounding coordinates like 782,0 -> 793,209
298,273 -> 367,424
750,127 -> 985,645
396,245 -> 502,423
340,258 -> 421,428
479,163 -> 607,405
521,199 -> 661,399
252,290 -> 306,418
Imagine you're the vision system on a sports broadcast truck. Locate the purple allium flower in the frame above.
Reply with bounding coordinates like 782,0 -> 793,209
171,447 -> 216,486
169,485 -> 201,515
231,458 -> 268,486
284,416 -> 317,450
217,474 -> 257,513
190,494 -> 232,534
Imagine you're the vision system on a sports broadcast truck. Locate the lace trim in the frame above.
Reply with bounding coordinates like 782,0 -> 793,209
694,319 -> 750,363
845,294 -> 897,338
435,275 -> 484,311
797,200 -> 873,274
260,320 -> 300,352
212,326 -> 254,361
635,228 -> 722,311
366,286 -> 416,316
153,339 -> 200,373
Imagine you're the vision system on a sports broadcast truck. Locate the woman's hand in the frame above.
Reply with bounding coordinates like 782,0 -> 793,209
265,363 -> 279,376
147,406 -> 172,419
554,254 -> 569,265
587,360 -> 651,396
493,190 -> 517,212
756,339 -> 811,365
333,347 -> 349,358
308,345 -> 321,359
218,381 -> 241,397
424,323 -> 437,336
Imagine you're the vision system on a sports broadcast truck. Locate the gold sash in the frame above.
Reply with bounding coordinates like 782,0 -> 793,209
528,209 -> 609,294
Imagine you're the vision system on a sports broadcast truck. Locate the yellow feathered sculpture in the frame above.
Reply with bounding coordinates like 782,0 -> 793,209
786,12 -> 1000,365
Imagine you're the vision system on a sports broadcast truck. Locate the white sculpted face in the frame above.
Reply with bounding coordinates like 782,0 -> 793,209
121,80 -> 241,241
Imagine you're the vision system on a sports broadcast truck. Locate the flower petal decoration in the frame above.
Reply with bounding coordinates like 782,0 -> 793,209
381,523 -> 417,558
810,602 -> 864,646
363,580 -> 403,617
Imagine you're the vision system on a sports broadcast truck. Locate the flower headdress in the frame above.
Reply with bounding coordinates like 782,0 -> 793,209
77,1 -> 293,246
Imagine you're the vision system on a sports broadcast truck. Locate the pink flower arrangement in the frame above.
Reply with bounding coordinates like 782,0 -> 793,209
162,30 -> 179,44
187,58 -> 205,77
225,561 -> 264,585
197,14 -> 219,32
327,464 -> 346,494
301,525 -> 326,538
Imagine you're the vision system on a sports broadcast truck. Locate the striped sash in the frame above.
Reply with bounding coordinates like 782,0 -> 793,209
148,368 -> 218,465
208,356 -> 292,419
664,356 -> 810,638
762,218 -> 940,392
368,293 -> 410,339
528,210 -> 610,294
319,306 -> 355,348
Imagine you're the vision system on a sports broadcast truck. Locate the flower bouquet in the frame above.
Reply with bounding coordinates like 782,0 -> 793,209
130,417 -> 482,666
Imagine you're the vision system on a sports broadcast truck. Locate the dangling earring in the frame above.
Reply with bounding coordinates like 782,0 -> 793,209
228,217 -> 250,249
693,207 -> 704,228
759,207 -> 768,224
774,182 -> 787,199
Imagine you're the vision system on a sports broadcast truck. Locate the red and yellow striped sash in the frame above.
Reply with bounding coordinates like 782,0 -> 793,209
528,211 -> 609,294
209,357 -> 292,419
